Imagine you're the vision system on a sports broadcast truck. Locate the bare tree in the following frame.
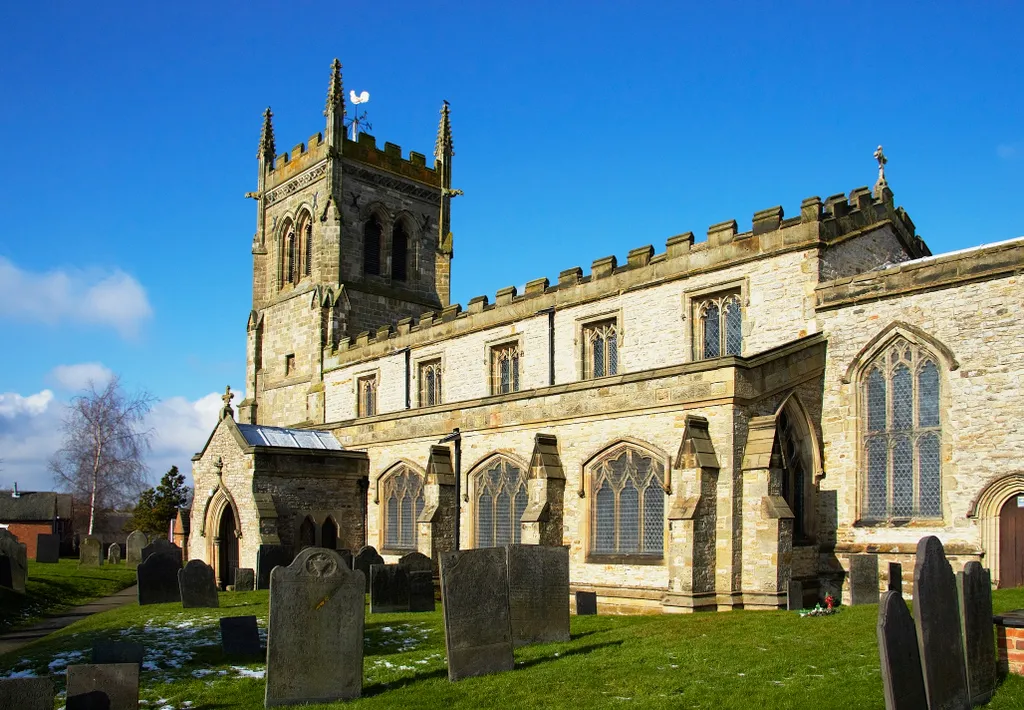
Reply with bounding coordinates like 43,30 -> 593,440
49,376 -> 155,535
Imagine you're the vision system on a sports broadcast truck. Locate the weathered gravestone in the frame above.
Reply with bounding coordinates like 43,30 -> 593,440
137,551 -> 182,605
221,615 -> 262,658
265,548 -> 365,705
66,662 -> 139,710
913,536 -> 969,710
506,544 -> 570,646
79,535 -> 103,566
370,563 -> 410,613
958,561 -> 996,705
35,533 -> 60,563
234,567 -> 255,592
0,676 -> 55,710
0,529 -> 28,593
849,553 -> 879,605
877,590 -> 927,710
141,538 -> 182,565
257,544 -> 294,591
399,551 -> 434,574
179,559 -> 220,608
107,543 -> 122,565
409,570 -> 436,612
125,530 -> 147,566
93,641 -> 145,667
337,548 -> 353,570
888,562 -> 903,594
575,590 -> 598,615
354,545 -> 384,593
787,580 -> 804,611
440,547 -> 514,681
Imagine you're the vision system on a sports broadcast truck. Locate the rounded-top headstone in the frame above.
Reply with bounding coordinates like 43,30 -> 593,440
126,530 -> 148,566
398,551 -> 433,573
107,543 -> 121,565
178,559 -> 220,608
79,536 -> 103,566
354,546 -> 384,592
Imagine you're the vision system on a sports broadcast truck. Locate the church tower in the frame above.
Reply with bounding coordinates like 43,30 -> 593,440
239,59 -> 455,427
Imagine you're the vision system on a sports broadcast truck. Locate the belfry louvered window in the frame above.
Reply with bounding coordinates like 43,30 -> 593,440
392,222 -> 408,282
286,230 -> 297,284
491,342 -> 521,395
474,458 -> 529,548
862,338 -> 942,521
383,467 -> 425,551
584,319 -> 619,379
697,293 -> 742,359
363,217 -> 382,275
419,359 -> 442,407
590,446 -> 665,558
304,222 -> 313,276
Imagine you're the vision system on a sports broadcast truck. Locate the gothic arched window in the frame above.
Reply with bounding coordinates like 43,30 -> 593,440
382,467 -> 425,551
584,319 -> 618,379
286,230 -> 297,284
774,403 -> 815,541
363,216 -> 382,275
320,517 -> 338,550
392,221 -> 408,282
589,445 -> 665,558
861,337 -> 942,521
697,293 -> 742,359
304,220 -> 313,277
298,515 -> 316,549
474,458 -> 529,548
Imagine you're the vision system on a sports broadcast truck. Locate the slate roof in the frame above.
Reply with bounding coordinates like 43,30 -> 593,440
235,424 -> 342,451
0,491 -> 73,522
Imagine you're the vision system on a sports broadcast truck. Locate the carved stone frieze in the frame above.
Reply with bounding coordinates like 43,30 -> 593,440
343,163 -> 440,202
265,162 -> 328,205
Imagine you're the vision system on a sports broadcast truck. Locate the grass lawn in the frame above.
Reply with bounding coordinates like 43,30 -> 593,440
2,588 -> 1024,709
0,559 -> 138,633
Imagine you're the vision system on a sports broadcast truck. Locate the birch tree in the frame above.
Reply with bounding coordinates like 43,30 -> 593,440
49,376 -> 154,535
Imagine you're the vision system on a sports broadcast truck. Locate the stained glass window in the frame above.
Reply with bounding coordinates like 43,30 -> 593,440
382,467 -> 425,551
588,446 -> 665,557
474,458 -> 528,547
697,292 -> 742,359
584,320 -> 619,379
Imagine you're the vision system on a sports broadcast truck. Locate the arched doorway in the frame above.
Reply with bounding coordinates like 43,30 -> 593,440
321,517 -> 338,550
773,397 -> 819,543
1000,494 -> 1024,588
218,504 -> 239,589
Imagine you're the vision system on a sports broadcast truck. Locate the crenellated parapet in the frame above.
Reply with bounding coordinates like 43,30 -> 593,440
264,133 -> 330,189
340,133 -> 440,187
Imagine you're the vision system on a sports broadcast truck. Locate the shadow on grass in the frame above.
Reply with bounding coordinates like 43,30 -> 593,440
515,640 -> 624,671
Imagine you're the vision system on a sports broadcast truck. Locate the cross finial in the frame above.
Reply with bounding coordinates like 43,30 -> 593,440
873,145 -> 890,198
220,386 -> 235,420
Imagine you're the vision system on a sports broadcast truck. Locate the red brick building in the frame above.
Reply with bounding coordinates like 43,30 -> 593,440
0,490 -> 74,559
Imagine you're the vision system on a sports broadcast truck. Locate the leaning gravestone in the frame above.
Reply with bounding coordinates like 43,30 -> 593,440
409,570 -> 435,612
141,538 -> 182,565
913,536 -> 969,710
0,676 -> 55,710
179,559 -> 220,608
234,567 -> 256,592
66,662 -> 139,710
265,548 -> 364,705
877,590 -> 927,709
125,530 -> 147,566
221,615 -> 262,658
0,529 -> 28,594
440,547 -> 515,681
35,533 -> 60,563
137,551 -> 182,605
506,544 -> 570,646
575,590 -> 598,615
849,553 -> 879,605
107,543 -> 122,565
93,641 -> 145,667
888,562 -> 903,594
787,580 -> 804,611
958,561 -> 996,705
399,551 -> 434,574
370,564 -> 410,613
257,544 -> 294,590
79,535 -> 103,566
354,546 -> 384,593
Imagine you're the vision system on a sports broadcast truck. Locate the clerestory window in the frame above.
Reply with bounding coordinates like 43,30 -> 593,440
583,319 -> 619,379
357,374 -> 377,417
491,342 -> 521,395
419,359 -> 442,407
696,292 -> 742,359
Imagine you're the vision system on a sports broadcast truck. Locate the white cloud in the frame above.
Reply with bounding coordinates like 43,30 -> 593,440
47,363 -> 114,392
0,390 -> 54,418
0,257 -> 153,338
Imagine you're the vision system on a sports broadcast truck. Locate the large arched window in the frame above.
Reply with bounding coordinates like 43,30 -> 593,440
392,221 -> 408,282
589,444 -> 665,558
363,216 -> 382,275
474,457 -> 529,548
861,337 -> 942,521
382,467 -> 425,551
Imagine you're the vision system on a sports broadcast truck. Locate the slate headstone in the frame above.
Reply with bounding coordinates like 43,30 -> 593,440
233,567 -> 255,592
141,538 -> 182,565
354,545 -> 384,593
399,551 -> 434,573
507,544 -> 570,646
787,580 -> 804,611
125,530 -> 147,566
440,547 -> 515,681
35,533 -> 60,563
888,562 -> 903,594
107,543 -> 122,565
92,641 -> 145,667
257,544 -> 294,591
575,590 -> 598,615
0,676 -> 55,710
958,561 -> 996,705
913,536 -> 969,710
265,547 -> 365,705
409,570 -> 436,612
137,550 -> 182,605
370,563 -> 410,613
877,590 -> 927,710
220,615 -> 262,658
79,535 -> 103,566
179,559 -> 220,608
66,662 -> 139,710
849,554 -> 879,605
0,529 -> 28,593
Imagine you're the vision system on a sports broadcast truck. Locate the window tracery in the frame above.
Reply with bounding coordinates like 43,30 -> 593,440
589,445 -> 665,558
474,458 -> 529,548
382,467 -> 425,551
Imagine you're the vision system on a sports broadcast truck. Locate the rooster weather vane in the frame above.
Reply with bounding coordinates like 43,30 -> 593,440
346,90 -> 371,140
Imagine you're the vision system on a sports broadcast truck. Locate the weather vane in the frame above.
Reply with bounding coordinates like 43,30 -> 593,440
346,90 -> 371,140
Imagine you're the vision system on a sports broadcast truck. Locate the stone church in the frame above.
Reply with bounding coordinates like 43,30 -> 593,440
189,59 -> 1024,611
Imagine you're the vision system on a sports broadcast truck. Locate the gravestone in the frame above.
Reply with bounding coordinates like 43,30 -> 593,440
575,591 -> 598,615
787,580 -> 804,611
888,562 -> 903,594
399,551 -> 434,573
0,676 -> 55,710
141,538 -> 182,565
848,554 -> 879,605
913,536 -> 969,710
265,548 -> 364,705
409,570 -> 435,612
179,559 -> 220,608
125,530 -> 147,566
337,548 -> 353,570
440,547 -> 515,681
35,533 -> 60,563
257,544 -> 294,590
79,535 -> 103,566
354,545 -> 384,593
370,563 -> 410,613
107,543 -> 122,565
877,590 -> 927,709
137,551 -> 182,605
958,561 -> 996,705
221,615 -> 263,658
93,641 -> 145,667
66,662 -> 139,710
0,529 -> 28,593
234,567 -> 255,592
506,544 -> 570,646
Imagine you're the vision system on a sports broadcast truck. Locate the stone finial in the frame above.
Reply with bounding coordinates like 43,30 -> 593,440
325,58 -> 344,117
873,145 -> 889,198
258,107 -> 275,161
435,100 -> 454,160
220,386 -> 235,420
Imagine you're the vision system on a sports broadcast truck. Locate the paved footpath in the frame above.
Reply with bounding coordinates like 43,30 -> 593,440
0,585 -> 138,657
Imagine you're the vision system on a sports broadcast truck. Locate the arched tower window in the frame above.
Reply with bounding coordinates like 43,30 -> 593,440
363,216 -> 382,275
474,457 -> 528,548
382,467 -> 425,551
589,444 -> 665,558
861,337 -> 942,521
303,218 -> 313,277
392,221 -> 408,282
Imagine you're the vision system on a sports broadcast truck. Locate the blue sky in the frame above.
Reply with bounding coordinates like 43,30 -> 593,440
1,1 -> 1021,492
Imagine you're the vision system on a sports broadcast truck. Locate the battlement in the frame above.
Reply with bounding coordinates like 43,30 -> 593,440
340,132 -> 439,186
266,133 -> 329,188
